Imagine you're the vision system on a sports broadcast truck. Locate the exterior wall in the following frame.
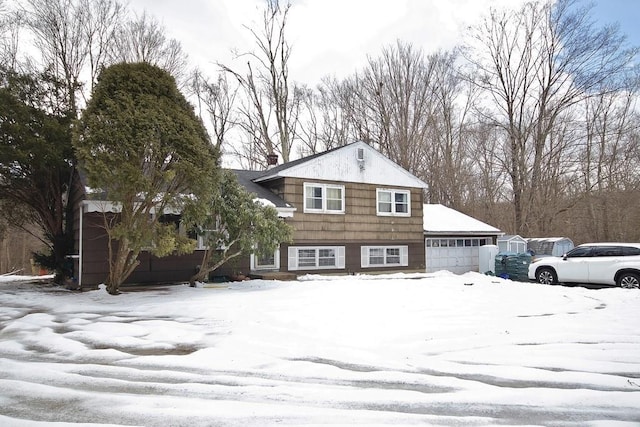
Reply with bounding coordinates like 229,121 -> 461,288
79,212 -> 248,286
277,177 -> 424,243
267,177 -> 426,273
280,241 -> 425,274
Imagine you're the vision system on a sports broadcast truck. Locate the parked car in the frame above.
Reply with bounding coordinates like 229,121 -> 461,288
528,243 -> 640,288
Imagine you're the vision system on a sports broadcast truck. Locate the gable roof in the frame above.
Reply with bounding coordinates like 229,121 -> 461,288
253,141 -> 428,189
423,204 -> 502,235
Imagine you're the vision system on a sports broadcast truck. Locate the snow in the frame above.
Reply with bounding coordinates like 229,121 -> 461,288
423,203 -> 502,234
255,197 -> 276,207
1,272 -> 639,426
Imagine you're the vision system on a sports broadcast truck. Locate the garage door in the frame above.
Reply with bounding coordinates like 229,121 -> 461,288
425,238 -> 491,274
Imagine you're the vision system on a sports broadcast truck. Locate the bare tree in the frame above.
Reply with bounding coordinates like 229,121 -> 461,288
189,69 -> 240,153
221,0 -> 301,167
81,0 -> 123,90
360,41 -> 437,175
110,11 -> 189,84
311,75 -> 379,153
0,3 -> 24,71
423,51 -> 478,209
21,0 -> 123,115
22,0 -> 86,115
466,0 -> 638,235
578,88 -> 640,241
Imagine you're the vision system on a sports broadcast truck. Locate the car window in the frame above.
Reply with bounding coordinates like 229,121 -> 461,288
621,246 -> 640,256
565,247 -> 592,258
593,246 -> 622,257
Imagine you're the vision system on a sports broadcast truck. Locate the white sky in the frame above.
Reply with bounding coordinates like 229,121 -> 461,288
128,0 -> 530,86
1,272 -> 639,424
127,0 -> 640,88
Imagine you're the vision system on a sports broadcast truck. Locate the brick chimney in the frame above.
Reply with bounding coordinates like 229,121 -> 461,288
267,153 -> 278,166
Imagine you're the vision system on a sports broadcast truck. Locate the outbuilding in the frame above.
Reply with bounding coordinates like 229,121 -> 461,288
497,235 -> 528,254
526,237 -> 574,257
423,204 -> 503,274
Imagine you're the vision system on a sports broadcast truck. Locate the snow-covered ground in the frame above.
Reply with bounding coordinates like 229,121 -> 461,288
0,272 -> 639,426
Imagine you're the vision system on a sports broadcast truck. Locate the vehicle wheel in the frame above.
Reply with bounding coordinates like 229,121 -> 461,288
536,267 -> 557,285
617,273 -> 640,289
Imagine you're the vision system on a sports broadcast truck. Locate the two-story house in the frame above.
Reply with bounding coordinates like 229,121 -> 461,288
73,141 -> 428,286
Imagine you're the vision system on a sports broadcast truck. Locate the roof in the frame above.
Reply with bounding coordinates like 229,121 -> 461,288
253,141 -> 428,189
231,170 -> 292,209
526,237 -> 573,243
423,204 -> 502,235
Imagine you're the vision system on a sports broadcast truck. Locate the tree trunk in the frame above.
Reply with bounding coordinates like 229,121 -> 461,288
189,249 -> 242,286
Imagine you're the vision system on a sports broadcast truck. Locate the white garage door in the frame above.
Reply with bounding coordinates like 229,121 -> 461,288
425,238 -> 492,274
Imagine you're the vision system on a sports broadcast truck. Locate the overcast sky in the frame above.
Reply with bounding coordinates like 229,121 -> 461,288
127,0 -> 640,87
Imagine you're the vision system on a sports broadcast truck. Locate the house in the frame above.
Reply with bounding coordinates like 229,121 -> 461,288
73,141 -> 428,286
423,204 -> 503,274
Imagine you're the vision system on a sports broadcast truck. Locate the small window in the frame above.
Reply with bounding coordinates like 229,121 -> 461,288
304,183 -> 345,214
298,249 -> 318,267
251,247 -> 280,270
361,246 -> 409,268
377,189 -> 411,216
288,246 -> 345,271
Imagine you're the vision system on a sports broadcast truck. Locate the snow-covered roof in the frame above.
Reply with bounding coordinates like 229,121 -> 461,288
231,170 -> 296,218
423,204 -> 502,235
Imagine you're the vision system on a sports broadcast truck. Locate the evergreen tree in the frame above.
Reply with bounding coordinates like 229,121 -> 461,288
0,67 -> 75,282
76,62 -> 219,294
190,170 -> 292,285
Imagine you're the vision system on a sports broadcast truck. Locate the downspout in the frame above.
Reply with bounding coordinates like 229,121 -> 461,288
78,201 -> 84,290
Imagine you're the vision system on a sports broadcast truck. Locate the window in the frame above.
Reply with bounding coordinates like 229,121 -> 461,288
622,246 -> 640,256
288,246 -> 345,271
566,247 -> 592,258
195,230 -> 216,250
188,218 -> 225,250
376,189 -> 410,216
304,183 -> 345,214
593,247 -> 622,257
361,246 -> 409,268
251,247 -> 280,270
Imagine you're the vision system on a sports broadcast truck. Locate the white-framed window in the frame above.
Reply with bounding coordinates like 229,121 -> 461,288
304,183 -> 345,214
251,247 -> 280,270
361,246 -> 409,268
376,188 -> 410,216
196,230 -> 215,250
288,246 -> 345,271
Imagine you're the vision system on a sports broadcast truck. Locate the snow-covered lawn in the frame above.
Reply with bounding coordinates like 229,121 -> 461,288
0,272 -> 639,426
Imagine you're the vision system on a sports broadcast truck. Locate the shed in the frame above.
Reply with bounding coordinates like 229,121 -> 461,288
497,235 -> 527,254
525,237 -> 574,257
423,204 -> 503,274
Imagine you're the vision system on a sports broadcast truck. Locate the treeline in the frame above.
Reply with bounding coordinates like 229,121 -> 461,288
1,0 -> 639,277
207,0 -> 639,243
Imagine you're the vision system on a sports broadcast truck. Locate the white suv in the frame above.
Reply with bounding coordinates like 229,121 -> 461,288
528,243 -> 640,288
